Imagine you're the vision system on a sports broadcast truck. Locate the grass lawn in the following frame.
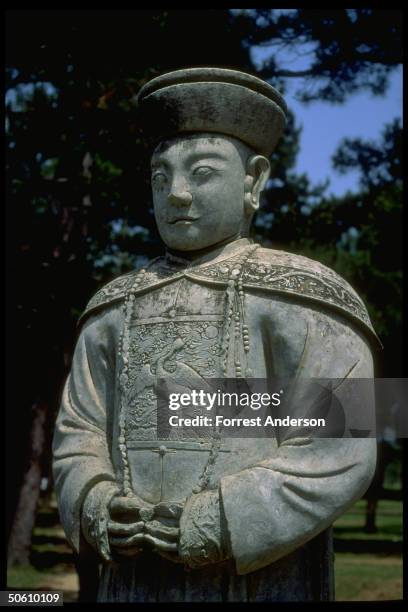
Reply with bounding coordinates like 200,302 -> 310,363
7,562 -> 79,603
333,499 -> 403,601
334,499 -> 402,541
335,552 -> 402,601
7,565 -> 47,591
7,499 -> 78,602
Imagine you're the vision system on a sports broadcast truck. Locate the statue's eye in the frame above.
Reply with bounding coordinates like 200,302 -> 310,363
192,166 -> 214,177
152,172 -> 167,185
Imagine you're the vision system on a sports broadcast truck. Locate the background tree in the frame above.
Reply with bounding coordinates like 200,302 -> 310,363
232,8 -> 401,102
6,8 -> 402,572
255,119 -> 402,376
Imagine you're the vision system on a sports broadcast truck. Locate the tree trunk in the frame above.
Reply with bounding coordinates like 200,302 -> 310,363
365,499 -> 378,533
7,402 -> 47,567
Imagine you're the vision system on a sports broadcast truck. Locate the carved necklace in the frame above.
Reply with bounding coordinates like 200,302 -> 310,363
117,243 -> 258,498
117,256 -> 160,497
190,243 -> 258,493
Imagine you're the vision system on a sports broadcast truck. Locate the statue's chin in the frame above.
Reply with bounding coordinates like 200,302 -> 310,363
162,237 -> 219,252
159,226 -> 233,252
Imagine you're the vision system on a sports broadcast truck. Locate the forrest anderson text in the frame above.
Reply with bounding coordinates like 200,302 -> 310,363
168,415 -> 326,428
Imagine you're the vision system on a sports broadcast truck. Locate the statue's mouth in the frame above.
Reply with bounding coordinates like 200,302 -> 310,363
168,217 -> 199,224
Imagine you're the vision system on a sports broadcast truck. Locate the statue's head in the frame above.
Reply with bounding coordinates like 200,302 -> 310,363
150,133 -> 270,251
137,68 -> 287,252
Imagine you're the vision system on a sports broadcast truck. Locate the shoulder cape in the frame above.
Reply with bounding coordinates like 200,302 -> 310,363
79,247 -> 382,350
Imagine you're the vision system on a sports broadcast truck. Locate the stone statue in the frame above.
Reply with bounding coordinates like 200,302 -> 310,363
52,68 -> 380,602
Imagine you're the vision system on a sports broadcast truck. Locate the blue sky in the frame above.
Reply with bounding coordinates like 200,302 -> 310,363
289,68 -> 403,196
251,47 -> 402,197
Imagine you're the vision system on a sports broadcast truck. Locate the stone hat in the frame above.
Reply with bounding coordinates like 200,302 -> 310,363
136,67 -> 288,157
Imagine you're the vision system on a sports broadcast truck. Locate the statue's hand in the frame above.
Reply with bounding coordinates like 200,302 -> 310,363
178,490 -> 231,568
107,495 -> 152,557
81,481 -> 120,563
106,497 -> 186,560
144,501 -> 184,560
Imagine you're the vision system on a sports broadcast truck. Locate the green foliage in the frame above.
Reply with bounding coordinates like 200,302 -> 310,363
255,118 -> 402,375
331,122 -> 402,373
333,119 -> 402,187
233,9 -> 402,103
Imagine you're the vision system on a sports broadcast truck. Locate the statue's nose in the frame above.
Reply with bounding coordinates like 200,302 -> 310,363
167,190 -> 193,207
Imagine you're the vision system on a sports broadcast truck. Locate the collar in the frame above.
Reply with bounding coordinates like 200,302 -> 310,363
164,237 -> 253,270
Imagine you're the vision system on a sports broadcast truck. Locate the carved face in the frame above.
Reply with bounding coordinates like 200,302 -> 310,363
151,134 -> 250,251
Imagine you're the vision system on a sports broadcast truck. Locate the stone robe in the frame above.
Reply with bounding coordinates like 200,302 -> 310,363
52,238 -> 380,602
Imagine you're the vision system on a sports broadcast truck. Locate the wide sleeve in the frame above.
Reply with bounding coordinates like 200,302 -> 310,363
219,308 -> 377,575
52,308 -> 121,553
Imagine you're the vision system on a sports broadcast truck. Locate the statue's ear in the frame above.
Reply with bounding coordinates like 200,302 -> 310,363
244,155 -> 271,215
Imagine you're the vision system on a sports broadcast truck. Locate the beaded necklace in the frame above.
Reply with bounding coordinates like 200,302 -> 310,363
117,243 -> 258,497
117,256 -> 160,497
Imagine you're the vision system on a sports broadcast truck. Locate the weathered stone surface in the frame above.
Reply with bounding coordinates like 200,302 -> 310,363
136,67 -> 287,157
52,68 -> 377,602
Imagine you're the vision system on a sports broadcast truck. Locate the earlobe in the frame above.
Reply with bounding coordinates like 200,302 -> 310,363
244,155 -> 271,215
243,175 -> 255,213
